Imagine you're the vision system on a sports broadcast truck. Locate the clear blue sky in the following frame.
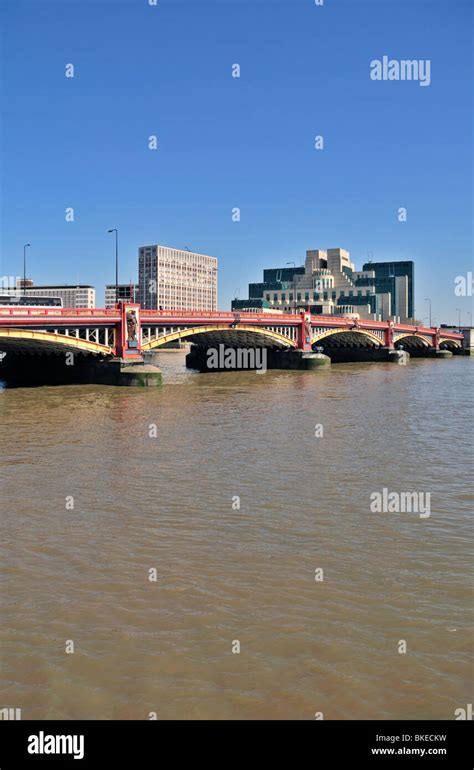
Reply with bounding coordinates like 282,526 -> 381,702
1,0 -> 472,323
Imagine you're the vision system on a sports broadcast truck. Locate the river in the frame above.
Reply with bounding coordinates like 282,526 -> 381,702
1,354 -> 472,719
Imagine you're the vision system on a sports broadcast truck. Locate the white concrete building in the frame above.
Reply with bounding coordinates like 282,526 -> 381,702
138,244 -> 217,311
6,282 -> 96,308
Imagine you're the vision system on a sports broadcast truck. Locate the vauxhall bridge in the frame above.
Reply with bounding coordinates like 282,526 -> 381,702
0,303 -> 464,386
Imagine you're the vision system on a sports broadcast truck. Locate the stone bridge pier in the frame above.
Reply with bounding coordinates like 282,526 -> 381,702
0,303 -> 162,387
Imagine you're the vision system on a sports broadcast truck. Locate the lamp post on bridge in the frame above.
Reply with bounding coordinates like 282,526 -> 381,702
425,298 -> 432,327
107,228 -> 119,304
456,308 -> 461,332
23,243 -> 31,296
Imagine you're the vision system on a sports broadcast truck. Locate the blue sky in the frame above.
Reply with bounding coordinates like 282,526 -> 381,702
1,0 -> 472,323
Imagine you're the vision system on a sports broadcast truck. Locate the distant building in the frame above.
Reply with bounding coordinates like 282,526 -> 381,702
138,244 -> 217,311
233,249 -> 414,323
105,283 -> 139,308
231,298 -> 283,313
16,278 -> 34,290
6,281 -> 96,308
362,260 -> 414,322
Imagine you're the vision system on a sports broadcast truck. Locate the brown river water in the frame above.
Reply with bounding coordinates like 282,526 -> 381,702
1,353 -> 473,719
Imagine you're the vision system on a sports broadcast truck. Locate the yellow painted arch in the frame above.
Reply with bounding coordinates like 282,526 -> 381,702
311,328 -> 383,346
0,328 -> 113,356
141,324 -> 297,350
439,337 -> 462,348
393,332 -> 431,347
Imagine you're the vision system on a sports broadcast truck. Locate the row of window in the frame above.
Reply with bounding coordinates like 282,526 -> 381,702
140,263 -> 216,272
152,280 -> 216,285
139,251 -> 217,266
140,303 -> 217,310
139,286 -> 215,291
266,289 -> 372,302
139,272 -> 216,281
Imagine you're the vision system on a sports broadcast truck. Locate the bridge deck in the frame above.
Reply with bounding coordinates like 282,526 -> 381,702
0,307 -> 464,338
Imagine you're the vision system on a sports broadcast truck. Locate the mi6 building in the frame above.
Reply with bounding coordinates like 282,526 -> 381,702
232,248 -> 414,324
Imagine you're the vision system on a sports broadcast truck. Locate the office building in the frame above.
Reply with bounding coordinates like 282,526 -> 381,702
6,281 -> 96,308
233,249 -> 414,323
105,283 -> 139,308
362,260 -> 414,322
138,244 -> 217,311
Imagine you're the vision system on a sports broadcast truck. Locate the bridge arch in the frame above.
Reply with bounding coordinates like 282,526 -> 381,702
311,328 -> 383,348
439,337 -> 462,350
394,332 -> 432,349
0,328 -> 114,356
141,324 -> 297,350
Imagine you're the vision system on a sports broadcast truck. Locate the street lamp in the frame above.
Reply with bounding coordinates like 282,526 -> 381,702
425,298 -> 432,327
107,229 -> 119,304
233,288 -> 240,311
23,243 -> 31,296
456,308 -> 461,332
286,261 -> 297,314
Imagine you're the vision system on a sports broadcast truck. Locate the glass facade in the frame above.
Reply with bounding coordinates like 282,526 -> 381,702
362,261 -> 414,320
239,251 -> 413,321
105,284 -> 139,308
263,267 -> 305,284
